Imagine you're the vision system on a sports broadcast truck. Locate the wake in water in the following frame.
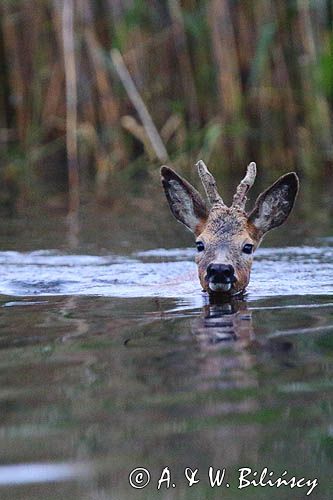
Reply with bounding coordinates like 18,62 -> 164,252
0,246 -> 332,300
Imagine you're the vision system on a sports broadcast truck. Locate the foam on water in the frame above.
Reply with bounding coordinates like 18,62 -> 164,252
0,246 -> 332,300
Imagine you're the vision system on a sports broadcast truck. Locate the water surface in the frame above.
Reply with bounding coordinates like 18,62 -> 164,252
0,211 -> 332,499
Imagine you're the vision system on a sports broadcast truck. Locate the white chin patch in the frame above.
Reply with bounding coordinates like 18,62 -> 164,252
209,282 -> 232,293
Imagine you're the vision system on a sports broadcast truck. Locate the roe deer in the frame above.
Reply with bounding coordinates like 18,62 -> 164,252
161,161 -> 299,296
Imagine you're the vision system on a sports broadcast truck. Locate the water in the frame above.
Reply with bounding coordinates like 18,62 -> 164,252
0,209 -> 332,499
0,245 -> 333,300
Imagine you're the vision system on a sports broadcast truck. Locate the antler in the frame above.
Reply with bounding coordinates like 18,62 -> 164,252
232,162 -> 257,210
196,160 -> 225,206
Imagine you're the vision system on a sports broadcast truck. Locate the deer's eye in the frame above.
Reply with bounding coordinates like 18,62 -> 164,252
242,243 -> 254,254
196,241 -> 205,252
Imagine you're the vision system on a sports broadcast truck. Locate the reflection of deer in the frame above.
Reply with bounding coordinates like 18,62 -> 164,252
191,299 -> 257,393
192,297 -> 294,378
194,298 -> 255,348
161,160 -> 299,297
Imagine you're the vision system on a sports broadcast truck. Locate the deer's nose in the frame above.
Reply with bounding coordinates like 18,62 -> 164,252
206,264 -> 235,283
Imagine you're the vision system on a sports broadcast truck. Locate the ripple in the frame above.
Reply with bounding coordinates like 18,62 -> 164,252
0,246 -> 332,300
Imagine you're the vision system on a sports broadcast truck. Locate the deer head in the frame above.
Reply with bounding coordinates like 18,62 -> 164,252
161,161 -> 299,296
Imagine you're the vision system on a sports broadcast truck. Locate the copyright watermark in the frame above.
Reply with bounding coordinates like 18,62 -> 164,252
129,468 -> 151,489
128,466 -> 318,495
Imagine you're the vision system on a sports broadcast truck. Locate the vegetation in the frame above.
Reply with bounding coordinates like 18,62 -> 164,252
1,0 -> 333,211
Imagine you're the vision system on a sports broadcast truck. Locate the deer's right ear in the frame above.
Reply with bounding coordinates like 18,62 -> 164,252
161,166 -> 208,235
248,172 -> 299,235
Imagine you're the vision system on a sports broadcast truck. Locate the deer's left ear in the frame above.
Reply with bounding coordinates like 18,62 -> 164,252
248,172 -> 299,234
161,165 -> 208,235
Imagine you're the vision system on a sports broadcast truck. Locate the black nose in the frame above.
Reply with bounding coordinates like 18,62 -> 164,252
206,264 -> 235,283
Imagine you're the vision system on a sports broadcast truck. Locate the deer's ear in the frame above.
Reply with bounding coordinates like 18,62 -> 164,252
248,173 -> 299,234
161,166 -> 208,235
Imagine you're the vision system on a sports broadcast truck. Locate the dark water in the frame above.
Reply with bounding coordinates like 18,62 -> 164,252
0,207 -> 332,499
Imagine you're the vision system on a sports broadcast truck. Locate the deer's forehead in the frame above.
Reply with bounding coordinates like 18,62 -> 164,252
201,207 -> 250,241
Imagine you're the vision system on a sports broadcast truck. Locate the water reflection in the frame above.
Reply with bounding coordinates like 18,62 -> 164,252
193,298 -> 254,345
0,462 -> 92,486
193,298 -> 294,357
0,293 -> 331,499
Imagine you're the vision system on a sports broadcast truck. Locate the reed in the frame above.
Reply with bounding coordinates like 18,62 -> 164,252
0,0 -> 332,209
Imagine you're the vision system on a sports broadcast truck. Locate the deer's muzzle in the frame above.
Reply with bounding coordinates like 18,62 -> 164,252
206,264 -> 236,293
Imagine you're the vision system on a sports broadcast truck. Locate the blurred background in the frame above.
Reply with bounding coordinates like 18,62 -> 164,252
0,0 -> 333,224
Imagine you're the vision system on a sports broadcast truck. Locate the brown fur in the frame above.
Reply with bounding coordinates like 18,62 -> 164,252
161,164 -> 299,296
195,206 -> 255,293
